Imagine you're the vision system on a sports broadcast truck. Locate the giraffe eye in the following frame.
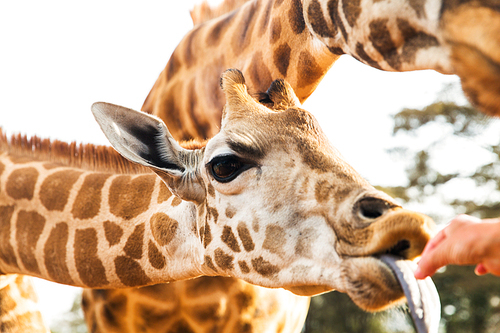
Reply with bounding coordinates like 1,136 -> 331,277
208,155 -> 253,183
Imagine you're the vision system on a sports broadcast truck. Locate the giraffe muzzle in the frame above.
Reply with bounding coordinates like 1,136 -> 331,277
336,207 -> 435,260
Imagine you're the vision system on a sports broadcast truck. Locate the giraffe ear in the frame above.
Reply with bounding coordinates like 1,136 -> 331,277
91,102 -> 206,202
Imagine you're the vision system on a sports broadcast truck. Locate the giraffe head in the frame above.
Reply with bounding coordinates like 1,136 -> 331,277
92,69 -> 435,311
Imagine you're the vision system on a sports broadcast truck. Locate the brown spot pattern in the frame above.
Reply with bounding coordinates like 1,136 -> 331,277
369,19 -> 400,69
397,19 -> 439,64
0,284 -> 17,312
252,216 -> 260,233
308,0 -> 335,37
207,183 -> 215,197
225,204 -> 237,218
238,261 -> 250,274
207,205 -> 219,224
150,213 -> 178,246
114,255 -> 151,287
207,10 -> 236,46
315,179 -> 352,204
109,175 -> 155,220
72,173 -> 110,219
40,170 -> 82,211
44,222 -> 74,285
263,225 -> 286,254
157,183 -> 172,203
0,205 -> 17,267
187,78 -> 212,140
214,248 -> 234,270
184,27 -> 199,68
342,0 -> 361,27
270,18 -> 282,44
6,167 -> 38,200
232,1 -> 257,54
148,240 -> 166,269
189,303 -> 223,322
103,221 -> 123,246
355,42 -> 382,69
74,228 -> 109,287
202,222 -> 212,248
288,0 -> 306,35
328,0 -> 348,42
16,210 -> 46,274
42,163 -> 59,170
409,0 -> 427,18
259,0 -> 273,35
237,321 -> 253,333
124,223 -> 145,260
134,303 -> 173,331
237,222 -> 255,252
186,276 -> 235,297
204,255 -> 217,271
274,43 -> 292,77
165,51 -> 181,81
252,256 -> 280,277
297,51 -> 325,88
169,319 -> 196,333
248,51 -> 272,88
221,226 -> 241,252
171,196 -> 182,207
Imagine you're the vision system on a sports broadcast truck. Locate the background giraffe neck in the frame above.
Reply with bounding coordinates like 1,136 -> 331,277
0,274 -> 49,333
0,133 -> 205,289
142,0 -> 339,141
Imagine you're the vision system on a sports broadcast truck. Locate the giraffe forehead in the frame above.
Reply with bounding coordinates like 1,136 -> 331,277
215,107 -> 338,165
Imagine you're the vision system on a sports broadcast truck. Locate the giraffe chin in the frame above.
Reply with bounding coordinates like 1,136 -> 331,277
339,256 -> 441,333
285,285 -> 332,296
340,256 -> 410,312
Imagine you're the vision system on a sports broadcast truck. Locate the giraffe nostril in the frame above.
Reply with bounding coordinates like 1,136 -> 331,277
356,197 -> 394,220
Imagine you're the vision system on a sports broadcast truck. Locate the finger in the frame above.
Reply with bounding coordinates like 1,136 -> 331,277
475,264 -> 488,276
420,228 -> 447,258
415,239 -> 452,279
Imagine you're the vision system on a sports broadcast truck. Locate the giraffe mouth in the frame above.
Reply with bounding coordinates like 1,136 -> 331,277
333,208 -> 440,332
377,255 -> 441,333
339,255 -> 440,333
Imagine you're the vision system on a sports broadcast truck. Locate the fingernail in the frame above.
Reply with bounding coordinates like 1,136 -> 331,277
414,266 -> 424,279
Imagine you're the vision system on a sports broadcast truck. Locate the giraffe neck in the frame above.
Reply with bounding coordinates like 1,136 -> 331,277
0,274 -> 49,333
142,0 -> 340,141
143,0 -> 500,142
0,135 -> 206,288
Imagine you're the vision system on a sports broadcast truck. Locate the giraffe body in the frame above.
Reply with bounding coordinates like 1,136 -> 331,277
82,277 -> 309,333
0,71 -> 435,331
144,0 -> 500,142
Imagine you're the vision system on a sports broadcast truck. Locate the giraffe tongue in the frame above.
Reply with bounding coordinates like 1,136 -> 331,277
378,254 -> 441,333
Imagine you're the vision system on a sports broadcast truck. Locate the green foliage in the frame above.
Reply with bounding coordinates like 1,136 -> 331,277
393,102 -> 489,137
305,292 -> 417,333
386,100 -> 500,218
432,266 -> 500,333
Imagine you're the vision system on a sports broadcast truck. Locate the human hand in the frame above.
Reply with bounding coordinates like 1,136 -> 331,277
414,214 -> 500,279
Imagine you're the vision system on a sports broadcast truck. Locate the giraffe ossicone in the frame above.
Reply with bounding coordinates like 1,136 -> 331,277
93,69 -> 435,311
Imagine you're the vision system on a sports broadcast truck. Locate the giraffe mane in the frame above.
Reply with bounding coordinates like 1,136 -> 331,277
0,129 -> 206,174
190,0 -> 251,25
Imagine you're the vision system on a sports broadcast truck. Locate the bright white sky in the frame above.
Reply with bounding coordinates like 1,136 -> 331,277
0,0 -> 496,329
